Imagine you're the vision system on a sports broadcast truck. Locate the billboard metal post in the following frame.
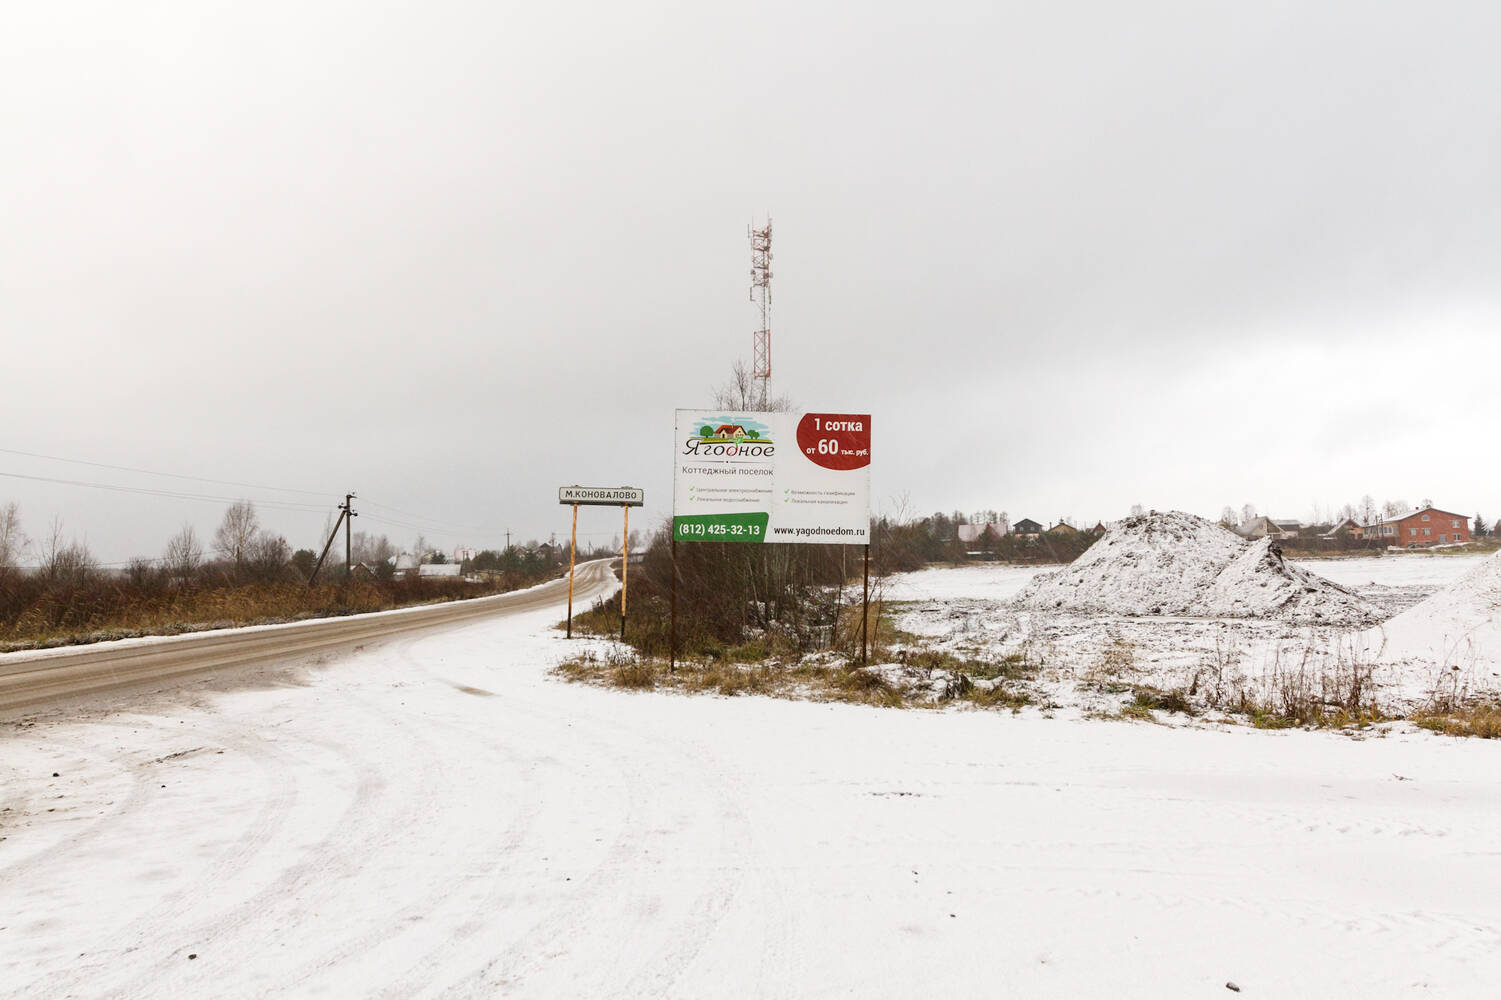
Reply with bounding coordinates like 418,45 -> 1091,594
670,534 -> 678,673
861,544 -> 870,665
566,503 -> 578,639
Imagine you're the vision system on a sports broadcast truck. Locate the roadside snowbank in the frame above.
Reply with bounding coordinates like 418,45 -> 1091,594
1365,551 -> 1501,674
1017,512 -> 1379,624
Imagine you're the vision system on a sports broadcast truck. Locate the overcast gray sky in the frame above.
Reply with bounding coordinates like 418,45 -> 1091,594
4,1 -> 1499,562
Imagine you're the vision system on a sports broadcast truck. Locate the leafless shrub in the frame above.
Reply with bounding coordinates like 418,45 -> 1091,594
0,501 -> 26,574
244,532 -> 292,581
163,523 -> 204,587
213,500 -> 260,569
38,517 -> 97,589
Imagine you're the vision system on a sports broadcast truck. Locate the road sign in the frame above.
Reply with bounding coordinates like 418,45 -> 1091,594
558,486 -> 644,507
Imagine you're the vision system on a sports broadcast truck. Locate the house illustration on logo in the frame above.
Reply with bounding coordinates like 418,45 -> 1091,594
716,424 -> 747,441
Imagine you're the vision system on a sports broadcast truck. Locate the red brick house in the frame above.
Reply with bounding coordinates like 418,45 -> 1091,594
1360,506 -> 1471,547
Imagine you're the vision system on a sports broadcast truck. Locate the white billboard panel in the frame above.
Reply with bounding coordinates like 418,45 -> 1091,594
672,410 -> 870,545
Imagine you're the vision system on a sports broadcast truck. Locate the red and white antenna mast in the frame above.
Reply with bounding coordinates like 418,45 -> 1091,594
749,217 -> 772,410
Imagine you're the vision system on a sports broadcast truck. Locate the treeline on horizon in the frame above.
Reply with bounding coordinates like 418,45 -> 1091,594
0,500 -> 573,649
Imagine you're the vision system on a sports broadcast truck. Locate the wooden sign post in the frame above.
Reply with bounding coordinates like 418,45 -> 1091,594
558,486 -> 645,640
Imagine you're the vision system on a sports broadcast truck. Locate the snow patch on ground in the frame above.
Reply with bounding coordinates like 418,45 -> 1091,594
880,563 -> 1057,603
1363,551 -> 1501,679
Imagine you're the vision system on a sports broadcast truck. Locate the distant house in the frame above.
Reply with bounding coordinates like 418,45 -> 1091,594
1012,518 -> 1043,540
1322,517 -> 1359,538
391,552 -> 420,579
1090,522 -> 1107,535
957,523 -> 1008,547
1360,506 -> 1471,548
418,563 -> 462,579
1240,517 -> 1298,541
1047,521 -> 1078,535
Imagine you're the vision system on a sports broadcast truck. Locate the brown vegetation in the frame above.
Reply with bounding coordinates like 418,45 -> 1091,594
0,501 -> 565,651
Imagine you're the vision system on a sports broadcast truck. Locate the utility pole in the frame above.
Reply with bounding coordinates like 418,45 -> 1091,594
307,492 -> 357,586
343,493 -> 357,579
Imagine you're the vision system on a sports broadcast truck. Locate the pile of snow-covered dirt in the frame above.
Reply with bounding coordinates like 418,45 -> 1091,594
1016,511 -> 1381,625
1364,551 -> 1501,671
1195,539 -> 1378,624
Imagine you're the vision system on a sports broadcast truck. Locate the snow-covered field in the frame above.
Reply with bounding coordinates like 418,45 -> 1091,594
888,553 -> 1482,606
888,553 -> 1497,712
4,562 -> 1501,997
881,562 -> 1053,603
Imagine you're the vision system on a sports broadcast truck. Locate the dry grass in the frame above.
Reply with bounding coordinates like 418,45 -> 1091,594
1412,703 -> 1501,739
556,650 -> 919,708
553,641 -> 1051,714
0,576 -> 544,652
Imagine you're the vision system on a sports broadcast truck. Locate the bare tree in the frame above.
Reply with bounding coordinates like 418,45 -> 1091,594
1240,503 -> 1258,526
1359,495 -> 1378,525
1383,499 -> 1410,518
351,531 -> 394,566
163,523 -> 204,586
711,360 -> 793,412
214,500 -> 260,568
125,558 -> 159,588
1219,506 -> 1238,528
39,516 -> 96,587
0,502 -> 25,572
244,532 -> 292,580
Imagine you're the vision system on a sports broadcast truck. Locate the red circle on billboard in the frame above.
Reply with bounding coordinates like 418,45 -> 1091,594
796,413 -> 871,471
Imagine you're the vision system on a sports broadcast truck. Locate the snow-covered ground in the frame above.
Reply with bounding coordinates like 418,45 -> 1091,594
888,553 -> 1497,712
881,562 -> 1055,603
888,553 -> 1483,604
4,563 -> 1501,997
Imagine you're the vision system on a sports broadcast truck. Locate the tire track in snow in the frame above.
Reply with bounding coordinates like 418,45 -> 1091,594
14,720 -> 303,999
265,627 -> 555,992
98,684 -> 456,997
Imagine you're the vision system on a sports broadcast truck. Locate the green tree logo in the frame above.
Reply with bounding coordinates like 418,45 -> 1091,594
699,425 -> 714,439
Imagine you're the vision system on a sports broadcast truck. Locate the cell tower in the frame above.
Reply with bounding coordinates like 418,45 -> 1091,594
749,217 -> 772,410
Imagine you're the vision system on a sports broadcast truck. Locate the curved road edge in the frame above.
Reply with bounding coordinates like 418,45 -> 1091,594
0,559 -> 619,713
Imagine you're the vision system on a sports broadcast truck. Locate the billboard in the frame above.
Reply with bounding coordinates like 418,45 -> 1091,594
672,410 -> 870,544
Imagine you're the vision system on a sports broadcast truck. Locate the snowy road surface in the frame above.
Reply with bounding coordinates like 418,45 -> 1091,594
4,560 -> 1501,998
0,562 -> 619,711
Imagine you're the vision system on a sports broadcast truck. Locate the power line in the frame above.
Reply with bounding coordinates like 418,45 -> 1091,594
0,470 -> 331,514
0,446 -> 332,497
360,498 -> 492,536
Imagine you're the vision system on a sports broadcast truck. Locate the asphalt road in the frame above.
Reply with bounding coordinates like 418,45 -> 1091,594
0,559 -> 619,714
